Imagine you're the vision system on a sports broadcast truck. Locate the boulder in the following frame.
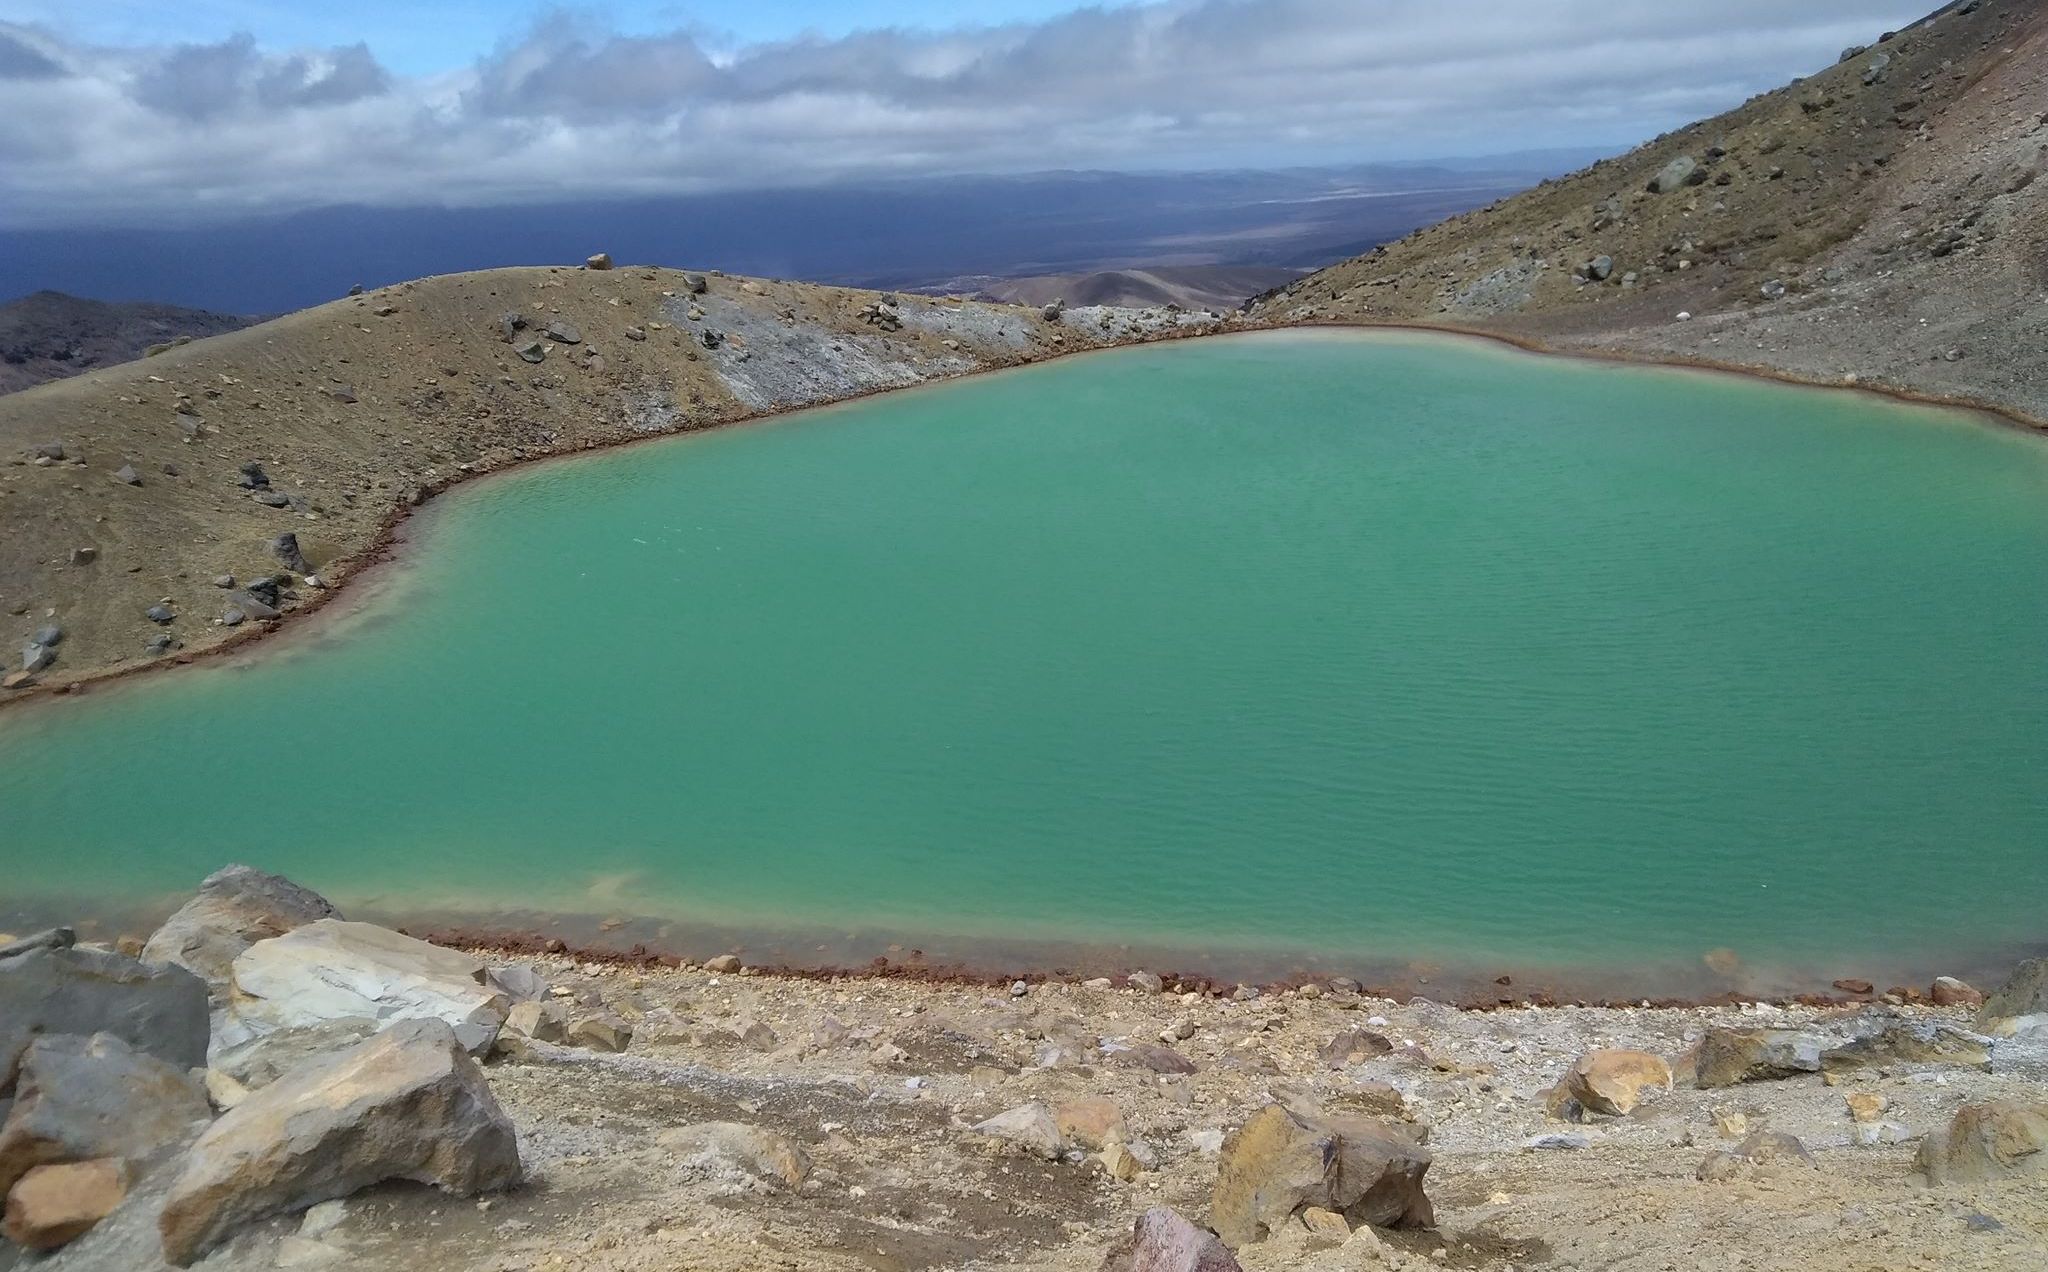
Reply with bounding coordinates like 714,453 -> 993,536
209,1018 -> 382,1098
1647,155 -> 1702,194
156,1019 -> 520,1266
1931,977 -> 1984,1008
1914,1100 -> 2048,1185
142,865 -> 340,1000
21,643 -> 55,673
682,272 -> 709,295
973,1103 -> 1064,1159
2,1158 -> 129,1251
1584,255 -> 1615,282
485,964 -> 549,1003
655,1122 -> 810,1190
1692,1027 -> 1823,1088
1055,1097 -> 1127,1150
1210,1105 -> 1432,1247
0,945 -> 209,1093
1319,1029 -> 1393,1069
1126,971 -> 1164,994
566,1015 -> 631,1053
220,919 -> 508,1056
1821,1017 -> 1990,1072
585,253 -> 614,270
271,533 -> 311,574
0,1032 -> 210,1194
503,1000 -> 568,1045
1099,1207 -> 1243,1272
1976,959 -> 2048,1036
1558,1049 -> 1673,1116
702,954 -> 742,974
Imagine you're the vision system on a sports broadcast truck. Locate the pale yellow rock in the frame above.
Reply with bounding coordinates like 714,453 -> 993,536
1299,1206 -> 1351,1239
1845,1091 -> 1889,1125
1101,1140 -> 1143,1182
1560,1049 -> 1674,1116
2,1158 -> 128,1250
1712,1110 -> 1748,1139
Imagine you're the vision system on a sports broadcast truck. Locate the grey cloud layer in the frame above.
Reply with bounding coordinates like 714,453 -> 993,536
0,1 -> 1922,226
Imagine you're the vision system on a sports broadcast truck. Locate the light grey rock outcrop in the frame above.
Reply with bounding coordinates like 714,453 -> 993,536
219,920 -> 508,1056
1915,1100 -> 2048,1185
156,1018 -> 520,1266
655,1122 -> 810,1190
1,946 -> 209,1094
1977,958 -> 2048,1037
141,865 -> 339,1000
972,1103 -> 1064,1159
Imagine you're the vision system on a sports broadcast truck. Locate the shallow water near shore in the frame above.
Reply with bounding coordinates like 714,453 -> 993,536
4,330 -> 2047,992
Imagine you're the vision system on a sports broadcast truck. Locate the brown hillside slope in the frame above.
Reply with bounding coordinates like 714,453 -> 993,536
1256,0 -> 2048,423
0,268 -> 1219,695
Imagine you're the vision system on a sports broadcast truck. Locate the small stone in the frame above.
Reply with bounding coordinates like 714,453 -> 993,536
566,1015 -> 631,1053
702,954 -> 742,974
973,1103 -> 1063,1159
623,326 -> 646,341
68,548 -> 97,567
1525,1133 -> 1590,1151
238,462 -> 269,489
1933,979 -> 1982,1007
325,385 -> 358,404
1320,1028 -> 1394,1069
1298,1206 -> 1351,1240
1761,279 -> 1788,300
272,533 -> 310,574
682,272 -> 708,295
146,604 -> 175,625
1127,971 -> 1164,994
31,624 -> 62,648
513,338 -> 545,364
544,321 -> 582,344
1010,980 -> 1029,998
1833,979 -> 1875,995
212,575 -> 235,589
113,464 -> 141,486
1101,1139 -> 1145,1181
253,490 -> 291,507
585,253 -> 614,271
1053,1097 -> 1125,1150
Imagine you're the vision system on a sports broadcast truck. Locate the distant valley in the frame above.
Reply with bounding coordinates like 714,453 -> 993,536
0,291 -> 254,396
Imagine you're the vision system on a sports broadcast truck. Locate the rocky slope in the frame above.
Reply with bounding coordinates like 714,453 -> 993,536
0,266 -> 1227,695
3,869 -> 2046,1271
0,293 -> 254,398
1256,0 -> 2048,425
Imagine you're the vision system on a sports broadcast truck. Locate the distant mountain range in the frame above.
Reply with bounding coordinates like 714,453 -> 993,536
0,154 -> 1599,316
0,291 -> 254,396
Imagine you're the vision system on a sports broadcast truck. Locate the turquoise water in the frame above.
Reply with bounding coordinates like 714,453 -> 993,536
4,331 -> 2046,990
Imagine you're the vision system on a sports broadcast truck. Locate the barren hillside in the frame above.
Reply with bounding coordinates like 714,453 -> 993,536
0,292 -> 254,396
975,266 -> 1301,312
1257,0 -> 2048,423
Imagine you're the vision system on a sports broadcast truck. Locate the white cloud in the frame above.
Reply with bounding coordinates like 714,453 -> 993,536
0,1 -> 1926,227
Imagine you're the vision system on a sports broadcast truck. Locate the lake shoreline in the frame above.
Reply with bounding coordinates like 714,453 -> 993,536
4,312 -> 2043,716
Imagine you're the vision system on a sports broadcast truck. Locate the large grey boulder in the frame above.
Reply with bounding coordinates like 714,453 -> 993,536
220,920 -> 509,1056
1821,1016 -> 1990,1072
972,1103 -> 1064,1160
1100,1207 -> 1243,1272
142,865 -> 340,1000
0,1032 -> 210,1195
1976,959 -> 2048,1037
1,945 -> 209,1094
156,1018 -> 521,1266
1210,1105 -> 1433,1247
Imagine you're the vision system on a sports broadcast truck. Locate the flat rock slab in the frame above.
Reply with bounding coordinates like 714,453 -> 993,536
0,1032 -> 211,1194
142,865 -> 339,999
1916,1099 -> 2048,1185
157,1018 -> 520,1266
0,946 -> 209,1094
222,920 -> 508,1056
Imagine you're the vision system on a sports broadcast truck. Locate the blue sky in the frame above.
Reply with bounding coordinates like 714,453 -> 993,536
0,1 -> 1138,74
0,2 -> 1923,227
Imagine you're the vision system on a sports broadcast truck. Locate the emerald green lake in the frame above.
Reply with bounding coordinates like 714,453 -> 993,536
4,330 -> 2046,994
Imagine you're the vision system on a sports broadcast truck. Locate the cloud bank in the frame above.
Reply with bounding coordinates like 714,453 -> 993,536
0,1 -> 1922,227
